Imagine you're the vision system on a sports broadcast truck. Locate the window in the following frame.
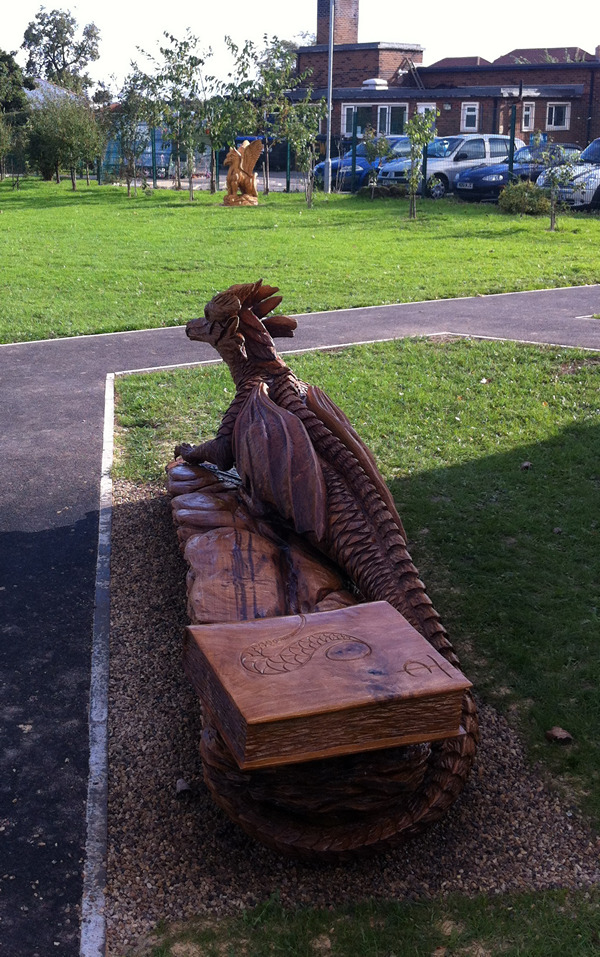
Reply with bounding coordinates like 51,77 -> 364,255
459,138 -> 485,160
546,102 -> 571,130
489,137 -> 510,158
522,101 -> 535,131
460,102 -> 479,132
417,102 -> 436,116
343,105 -> 373,137
377,104 -> 408,135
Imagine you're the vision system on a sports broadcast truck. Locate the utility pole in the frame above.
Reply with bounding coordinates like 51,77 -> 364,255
324,0 -> 335,193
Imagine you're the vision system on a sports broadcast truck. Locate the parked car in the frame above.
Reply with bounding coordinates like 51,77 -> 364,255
455,143 -> 582,201
536,137 -> 600,209
314,136 -> 411,191
377,133 -> 526,197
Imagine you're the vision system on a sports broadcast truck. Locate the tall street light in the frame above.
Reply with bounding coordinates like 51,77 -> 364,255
324,0 -> 335,193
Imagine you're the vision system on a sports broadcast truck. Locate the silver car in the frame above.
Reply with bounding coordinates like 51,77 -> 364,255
377,132 -> 526,197
536,138 -> 600,209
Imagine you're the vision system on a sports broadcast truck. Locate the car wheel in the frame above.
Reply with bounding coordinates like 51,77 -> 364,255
429,175 -> 448,199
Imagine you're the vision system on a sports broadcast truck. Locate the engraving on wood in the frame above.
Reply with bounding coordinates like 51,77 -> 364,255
240,630 -> 371,675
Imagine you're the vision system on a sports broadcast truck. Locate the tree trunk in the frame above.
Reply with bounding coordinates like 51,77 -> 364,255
210,149 -> 216,194
70,167 -> 77,191
188,150 -> 194,201
133,158 -> 137,197
264,145 -> 270,195
55,162 -> 60,184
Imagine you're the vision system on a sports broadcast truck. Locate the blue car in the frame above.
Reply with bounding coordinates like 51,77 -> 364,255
314,136 -> 411,191
455,143 -> 582,201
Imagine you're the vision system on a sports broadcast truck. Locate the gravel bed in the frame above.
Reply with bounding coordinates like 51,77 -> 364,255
106,480 -> 600,955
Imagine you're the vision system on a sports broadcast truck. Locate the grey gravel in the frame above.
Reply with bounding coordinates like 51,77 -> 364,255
106,480 -> 600,955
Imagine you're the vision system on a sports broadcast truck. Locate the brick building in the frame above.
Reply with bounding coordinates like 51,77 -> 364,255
296,0 -> 600,148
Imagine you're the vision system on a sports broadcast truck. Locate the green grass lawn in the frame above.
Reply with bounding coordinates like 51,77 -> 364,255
1,178 -> 599,343
138,889 -> 600,956
114,337 -> 600,956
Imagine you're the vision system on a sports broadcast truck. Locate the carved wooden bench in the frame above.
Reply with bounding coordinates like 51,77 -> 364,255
167,460 -> 477,860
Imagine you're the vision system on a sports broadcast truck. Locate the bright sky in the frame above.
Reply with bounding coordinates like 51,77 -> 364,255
3,0 -> 600,89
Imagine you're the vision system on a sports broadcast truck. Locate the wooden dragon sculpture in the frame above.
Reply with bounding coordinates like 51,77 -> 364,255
174,280 -> 478,858
223,139 -> 263,206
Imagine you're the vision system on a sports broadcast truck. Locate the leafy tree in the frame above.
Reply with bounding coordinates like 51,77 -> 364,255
405,109 -> 438,220
0,49 -> 34,117
145,31 -> 208,198
280,90 -> 326,207
107,71 -> 152,197
200,38 -> 258,194
531,137 -> 581,231
0,50 -> 34,179
27,91 -> 102,187
22,7 -> 100,93
252,36 -> 302,195
362,125 -> 394,198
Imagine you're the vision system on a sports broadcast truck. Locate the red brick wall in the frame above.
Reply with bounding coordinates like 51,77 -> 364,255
298,47 -> 422,88
317,0 -> 359,45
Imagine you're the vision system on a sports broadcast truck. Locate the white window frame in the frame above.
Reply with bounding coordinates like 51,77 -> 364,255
417,102 -> 436,116
342,103 -> 378,138
377,103 -> 408,135
460,102 -> 480,132
522,101 -> 535,132
546,102 -> 571,131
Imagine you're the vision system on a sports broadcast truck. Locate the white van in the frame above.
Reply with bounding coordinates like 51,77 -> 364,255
377,133 -> 527,197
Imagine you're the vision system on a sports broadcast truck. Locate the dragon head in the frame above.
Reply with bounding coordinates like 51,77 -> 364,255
185,280 -> 297,363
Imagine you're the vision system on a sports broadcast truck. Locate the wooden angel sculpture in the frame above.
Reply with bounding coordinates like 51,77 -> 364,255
223,139 -> 263,206
170,281 -> 478,859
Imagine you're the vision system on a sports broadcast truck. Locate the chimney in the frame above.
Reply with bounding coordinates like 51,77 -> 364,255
317,0 -> 359,45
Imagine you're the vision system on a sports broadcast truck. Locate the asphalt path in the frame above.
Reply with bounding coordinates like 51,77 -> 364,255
0,285 -> 599,957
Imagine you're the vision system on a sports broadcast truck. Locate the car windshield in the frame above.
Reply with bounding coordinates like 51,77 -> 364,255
390,138 -> 411,156
580,139 -> 600,164
342,144 -> 368,159
426,137 -> 462,158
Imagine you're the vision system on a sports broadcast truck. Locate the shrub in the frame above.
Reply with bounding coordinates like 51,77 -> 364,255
498,180 -> 551,216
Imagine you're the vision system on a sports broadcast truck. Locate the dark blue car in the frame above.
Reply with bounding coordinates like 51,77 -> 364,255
455,143 -> 581,201
314,136 -> 411,191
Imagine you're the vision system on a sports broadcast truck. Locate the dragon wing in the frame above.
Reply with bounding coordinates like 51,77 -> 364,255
242,138 -> 263,174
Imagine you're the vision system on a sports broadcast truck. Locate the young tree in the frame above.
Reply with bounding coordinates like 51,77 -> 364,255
22,7 -> 100,94
107,71 -> 152,197
253,36 -> 301,195
200,38 -> 257,194
405,109 -> 438,220
146,31 -> 207,198
362,125 -> 394,198
533,139 -> 581,231
280,90 -> 326,207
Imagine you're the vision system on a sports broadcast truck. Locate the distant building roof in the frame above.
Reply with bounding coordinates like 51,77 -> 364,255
493,47 -> 597,65
427,56 -> 492,68
25,78 -> 78,105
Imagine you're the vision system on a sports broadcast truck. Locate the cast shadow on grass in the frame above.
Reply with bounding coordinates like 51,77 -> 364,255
389,418 -> 600,818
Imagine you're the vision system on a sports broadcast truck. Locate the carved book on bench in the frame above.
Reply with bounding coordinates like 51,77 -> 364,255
168,280 -> 479,859
184,602 -> 471,769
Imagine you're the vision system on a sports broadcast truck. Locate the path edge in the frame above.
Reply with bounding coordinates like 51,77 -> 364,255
80,372 -> 114,957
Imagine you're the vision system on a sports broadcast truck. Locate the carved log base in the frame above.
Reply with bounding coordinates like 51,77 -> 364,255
222,194 -> 259,207
167,460 -> 479,859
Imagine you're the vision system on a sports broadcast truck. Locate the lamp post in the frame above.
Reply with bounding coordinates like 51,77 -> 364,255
324,0 -> 335,193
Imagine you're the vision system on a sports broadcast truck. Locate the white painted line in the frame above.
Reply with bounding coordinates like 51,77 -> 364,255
112,334 -> 457,377
79,373 -> 114,957
447,331 -> 600,352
